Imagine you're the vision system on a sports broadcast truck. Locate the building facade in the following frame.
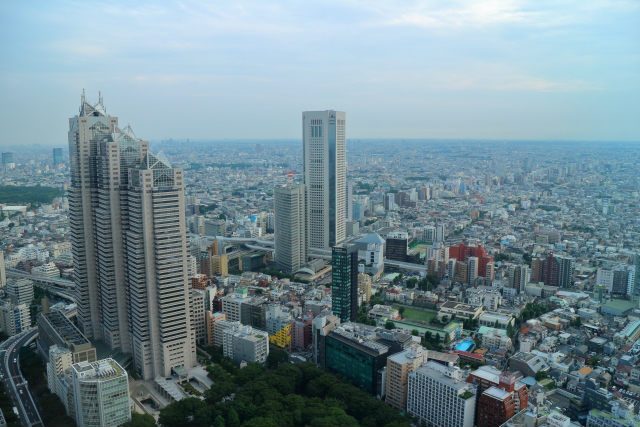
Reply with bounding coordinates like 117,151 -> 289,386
302,110 -> 346,250
68,94 -> 194,379
274,182 -> 306,273
331,245 -> 359,322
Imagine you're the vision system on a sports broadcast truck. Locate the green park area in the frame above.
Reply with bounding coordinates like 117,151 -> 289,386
394,305 -> 437,324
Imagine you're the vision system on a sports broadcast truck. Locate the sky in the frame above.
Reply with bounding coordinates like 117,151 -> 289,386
0,0 -> 639,145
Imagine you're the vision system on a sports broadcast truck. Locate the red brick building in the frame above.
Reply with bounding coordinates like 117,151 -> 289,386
449,242 -> 493,277
468,368 -> 528,427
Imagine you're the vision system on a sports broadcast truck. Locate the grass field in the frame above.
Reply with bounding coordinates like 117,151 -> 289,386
394,306 -> 437,323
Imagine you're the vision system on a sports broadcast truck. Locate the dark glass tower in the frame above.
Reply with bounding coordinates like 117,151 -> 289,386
331,245 -> 358,322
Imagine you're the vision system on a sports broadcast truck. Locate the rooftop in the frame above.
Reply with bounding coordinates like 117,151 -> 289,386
484,386 -> 512,401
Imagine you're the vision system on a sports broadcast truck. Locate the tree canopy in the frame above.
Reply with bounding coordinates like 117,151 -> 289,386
159,361 -> 410,427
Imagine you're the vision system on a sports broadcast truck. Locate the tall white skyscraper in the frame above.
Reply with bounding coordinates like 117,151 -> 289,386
274,182 -> 306,273
302,110 -> 346,250
68,92 -> 194,379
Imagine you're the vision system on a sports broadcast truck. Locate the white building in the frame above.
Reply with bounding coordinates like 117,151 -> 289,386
274,182 -> 307,273
32,262 -> 61,279
302,110 -> 346,250
354,233 -> 385,278
407,361 -> 477,427
222,324 -> 269,364
71,358 -> 130,427
482,329 -> 512,350
6,278 -> 34,306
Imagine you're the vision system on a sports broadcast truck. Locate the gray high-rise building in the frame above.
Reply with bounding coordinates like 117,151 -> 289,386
53,147 -> 64,165
68,92 -> 194,379
302,110 -> 346,250
274,182 -> 306,273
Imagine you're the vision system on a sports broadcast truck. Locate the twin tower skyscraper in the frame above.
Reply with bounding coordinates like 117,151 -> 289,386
274,111 -> 347,273
68,93 -> 195,380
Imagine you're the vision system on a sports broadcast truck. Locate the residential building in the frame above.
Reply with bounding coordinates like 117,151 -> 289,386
386,344 -> 427,410
205,311 -> 226,347
6,278 -> 34,306
274,182 -> 307,273
222,324 -> 269,364
0,302 -> 31,336
71,358 -> 131,427
407,361 -> 477,427
302,110 -> 346,250
449,242 -> 492,277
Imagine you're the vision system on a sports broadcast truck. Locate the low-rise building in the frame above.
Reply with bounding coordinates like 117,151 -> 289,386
222,324 -> 269,364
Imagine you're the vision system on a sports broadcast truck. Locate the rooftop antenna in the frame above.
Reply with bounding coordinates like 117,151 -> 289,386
288,171 -> 293,185
98,90 -> 103,105
81,88 -> 86,103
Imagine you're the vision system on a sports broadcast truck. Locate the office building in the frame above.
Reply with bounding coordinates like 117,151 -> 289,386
37,310 -> 97,363
468,367 -> 528,426
32,262 -> 60,279
221,289 -> 250,323
407,361 -> 477,427
274,182 -> 307,273
71,358 -> 131,427
0,302 -> 31,337
205,311 -> 226,347
354,233 -> 385,278
331,245 -> 358,322
385,232 -> 409,262
312,312 -> 340,366
68,93 -> 194,379
222,324 -> 269,364
346,181 -> 353,221
1,152 -> 14,169
6,278 -> 34,306
302,110 -> 346,250
46,345 -> 73,402
386,344 -> 427,410
53,147 -> 64,165
325,324 -> 390,395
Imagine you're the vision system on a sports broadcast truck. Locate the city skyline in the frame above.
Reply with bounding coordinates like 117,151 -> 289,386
1,1 -> 639,146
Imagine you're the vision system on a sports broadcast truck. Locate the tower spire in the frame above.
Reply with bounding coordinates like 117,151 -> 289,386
98,90 -> 103,105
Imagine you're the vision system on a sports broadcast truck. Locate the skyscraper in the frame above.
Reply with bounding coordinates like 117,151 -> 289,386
556,254 -> 575,288
302,110 -> 346,250
68,92 -> 194,379
53,147 -> 64,165
331,245 -> 358,322
274,182 -> 306,273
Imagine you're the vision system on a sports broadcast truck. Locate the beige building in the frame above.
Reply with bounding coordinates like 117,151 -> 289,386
205,311 -> 226,347
386,344 -> 427,410
68,94 -> 194,380
274,182 -> 306,273
302,110 -> 346,250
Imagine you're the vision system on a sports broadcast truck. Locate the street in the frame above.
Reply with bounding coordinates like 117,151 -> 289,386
0,329 -> 44,427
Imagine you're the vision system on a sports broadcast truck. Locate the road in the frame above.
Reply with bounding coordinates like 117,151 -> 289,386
0,328 -> 44,427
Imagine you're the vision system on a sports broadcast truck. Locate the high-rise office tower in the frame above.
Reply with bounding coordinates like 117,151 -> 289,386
274,182 -> 306,273
556,254 -> 574,288
68,92 -> 194,379
53,147 -> 64,165
331,245 -> 358,322
302,110 -> 346,250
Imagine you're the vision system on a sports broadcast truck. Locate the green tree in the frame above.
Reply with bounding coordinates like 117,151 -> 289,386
385,320 -> 395,330
227,407 -> 241,427
398,306 -> 405,317
535,371 -> 548,381
411,329 -> 419,336
506,323 -> 515,338
121,413 -> 157,427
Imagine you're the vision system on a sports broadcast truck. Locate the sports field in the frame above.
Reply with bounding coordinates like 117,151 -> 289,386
394,306 -> 437,323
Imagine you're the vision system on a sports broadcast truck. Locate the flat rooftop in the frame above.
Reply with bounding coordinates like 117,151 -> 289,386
42,310 -> 91,346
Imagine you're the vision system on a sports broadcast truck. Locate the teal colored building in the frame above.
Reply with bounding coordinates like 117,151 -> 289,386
325,329 -> 389,395
331,246 -> 358,322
